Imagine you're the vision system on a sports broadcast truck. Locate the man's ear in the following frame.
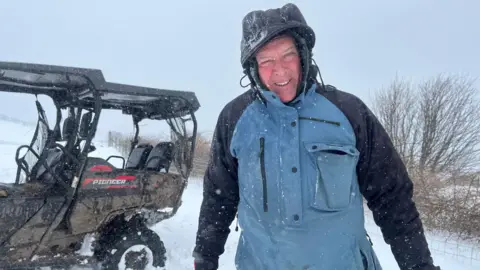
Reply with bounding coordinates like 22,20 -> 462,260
248,60 -> 269,91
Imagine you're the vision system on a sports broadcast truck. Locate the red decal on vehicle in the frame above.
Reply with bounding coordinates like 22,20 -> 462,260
89,165 -> 113,172
115,175 -> 136,180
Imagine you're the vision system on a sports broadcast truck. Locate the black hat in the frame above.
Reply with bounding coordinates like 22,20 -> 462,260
240,3 -> 315,69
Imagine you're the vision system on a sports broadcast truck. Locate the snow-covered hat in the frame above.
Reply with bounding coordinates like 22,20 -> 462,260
240,3 -> 315,69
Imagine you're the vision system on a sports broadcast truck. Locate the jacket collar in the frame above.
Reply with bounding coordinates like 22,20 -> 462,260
258,83 -> 317,108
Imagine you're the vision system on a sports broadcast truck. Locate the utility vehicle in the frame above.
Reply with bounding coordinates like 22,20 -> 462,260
0,61 -> 200,269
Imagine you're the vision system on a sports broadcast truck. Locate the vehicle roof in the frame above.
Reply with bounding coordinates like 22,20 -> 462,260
0,61 -> 200,120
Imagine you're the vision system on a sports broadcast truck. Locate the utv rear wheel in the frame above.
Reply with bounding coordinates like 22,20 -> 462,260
100,227 -> 166,270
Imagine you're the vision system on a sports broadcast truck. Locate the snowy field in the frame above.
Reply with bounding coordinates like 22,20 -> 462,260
0,118 -> 479,270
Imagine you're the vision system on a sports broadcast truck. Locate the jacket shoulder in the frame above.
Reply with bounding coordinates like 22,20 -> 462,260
317,84 -> 367,110
216,89 -> 257,133
316,84 -> 371,126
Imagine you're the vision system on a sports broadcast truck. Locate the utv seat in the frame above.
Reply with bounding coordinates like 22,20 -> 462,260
34,115 -> 77,185
125,143 -> 154,170
35,148 -> 64,185
145,142 -> 174,172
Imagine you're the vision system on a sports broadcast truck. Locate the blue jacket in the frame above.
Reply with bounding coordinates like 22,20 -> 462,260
194,83 -> 438,270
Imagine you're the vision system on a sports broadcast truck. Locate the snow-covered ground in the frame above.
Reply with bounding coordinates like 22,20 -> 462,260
155,179 -> 480,270
0,117 -> 478,269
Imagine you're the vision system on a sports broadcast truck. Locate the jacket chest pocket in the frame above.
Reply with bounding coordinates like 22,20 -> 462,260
304,142 -> 359,211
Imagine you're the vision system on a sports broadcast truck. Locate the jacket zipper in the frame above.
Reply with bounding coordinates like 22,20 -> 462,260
259,137 -> 268,212
299,116 -> 340,127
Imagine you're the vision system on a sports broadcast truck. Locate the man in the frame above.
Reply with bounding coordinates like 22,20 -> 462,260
193,3 -> 440,270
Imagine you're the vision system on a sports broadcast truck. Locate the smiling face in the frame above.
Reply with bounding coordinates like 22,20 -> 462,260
255,34 -> 302,102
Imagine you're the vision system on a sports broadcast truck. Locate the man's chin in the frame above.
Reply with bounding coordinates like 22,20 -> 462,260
278,93 -> 296,103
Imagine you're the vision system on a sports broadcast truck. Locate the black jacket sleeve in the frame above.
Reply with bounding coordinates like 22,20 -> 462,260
358,100 -> 439,270
192,92 -> 253,269
320,85 -> 439,270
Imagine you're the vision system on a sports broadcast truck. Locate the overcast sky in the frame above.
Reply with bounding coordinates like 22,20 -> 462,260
0,0 -> 478,139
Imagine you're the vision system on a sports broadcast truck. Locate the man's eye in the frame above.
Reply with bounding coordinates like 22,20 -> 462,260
284,52 -> 297,61
259,60 -> 273,66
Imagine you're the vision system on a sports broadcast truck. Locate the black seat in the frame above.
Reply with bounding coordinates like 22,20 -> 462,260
35,148 -> 64,185
125,144 -> 153,170
35,115 -> 77,185
145,142 -> 174,172
62,115 -> 75,143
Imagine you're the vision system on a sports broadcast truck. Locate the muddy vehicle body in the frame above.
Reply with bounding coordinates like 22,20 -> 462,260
0,61 -> 200,269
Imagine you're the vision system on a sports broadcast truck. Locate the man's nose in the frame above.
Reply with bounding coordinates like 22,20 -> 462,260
272,59 -> 288,76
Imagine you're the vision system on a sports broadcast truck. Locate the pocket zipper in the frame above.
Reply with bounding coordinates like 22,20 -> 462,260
259,137 -> 268,212
299,116 -> 341,127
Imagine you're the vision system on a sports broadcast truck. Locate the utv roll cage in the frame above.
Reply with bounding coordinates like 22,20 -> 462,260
0,61 -> 200,189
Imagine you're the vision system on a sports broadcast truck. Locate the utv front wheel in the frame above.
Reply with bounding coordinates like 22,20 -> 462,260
100,227 -> 166,270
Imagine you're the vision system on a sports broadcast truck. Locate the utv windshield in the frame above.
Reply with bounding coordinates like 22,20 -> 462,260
16,101 -> 50,184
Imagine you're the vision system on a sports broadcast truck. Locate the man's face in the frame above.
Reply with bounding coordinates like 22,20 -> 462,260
255,35 -> 301,103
